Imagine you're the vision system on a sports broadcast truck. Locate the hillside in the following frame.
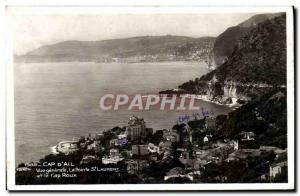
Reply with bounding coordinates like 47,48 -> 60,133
178,14 -> 286,104
219,89 -> 287,149
209,13 -> 283,69
16,35 -> 215,63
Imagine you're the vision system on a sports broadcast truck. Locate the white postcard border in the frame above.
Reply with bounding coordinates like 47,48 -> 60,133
5,6 -> 294,191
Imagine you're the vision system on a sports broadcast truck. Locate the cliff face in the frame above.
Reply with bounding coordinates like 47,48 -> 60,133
16,35 -> 215,63
209,26 -> 249,69
209,13 -> 283,69
179,14 -> 286,104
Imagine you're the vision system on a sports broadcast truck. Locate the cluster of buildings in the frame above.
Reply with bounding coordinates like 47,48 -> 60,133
93,41 -> 214,64
52,115 -> 287,183
95,53 -> 199,63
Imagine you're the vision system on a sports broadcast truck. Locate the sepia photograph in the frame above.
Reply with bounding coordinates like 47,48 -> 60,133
5,6 -> 294,191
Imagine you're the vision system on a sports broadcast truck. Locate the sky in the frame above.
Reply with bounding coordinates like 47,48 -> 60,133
11,13 -> 257,55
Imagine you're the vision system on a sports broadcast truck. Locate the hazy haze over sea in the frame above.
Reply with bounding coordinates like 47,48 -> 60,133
14,61 -> 232,164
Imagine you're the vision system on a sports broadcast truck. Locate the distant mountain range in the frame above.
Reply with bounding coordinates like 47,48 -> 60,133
15,35 -> 215,63
16,13 -> 284,65
208,13 -> 284,69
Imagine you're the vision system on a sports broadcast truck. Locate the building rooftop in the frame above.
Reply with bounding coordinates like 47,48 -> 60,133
271,161 -> 287,168
128,116 -> 145,125
166,167 -> 183,176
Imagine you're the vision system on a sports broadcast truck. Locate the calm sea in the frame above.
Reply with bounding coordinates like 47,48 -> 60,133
14,61 -> 232,164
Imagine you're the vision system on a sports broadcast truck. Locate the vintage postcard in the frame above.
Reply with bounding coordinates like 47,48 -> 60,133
6,6 -> 294,191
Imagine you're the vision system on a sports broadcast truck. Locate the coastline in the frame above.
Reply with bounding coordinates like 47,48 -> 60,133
14,59 -> 208,65
184,94 -> 241,108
